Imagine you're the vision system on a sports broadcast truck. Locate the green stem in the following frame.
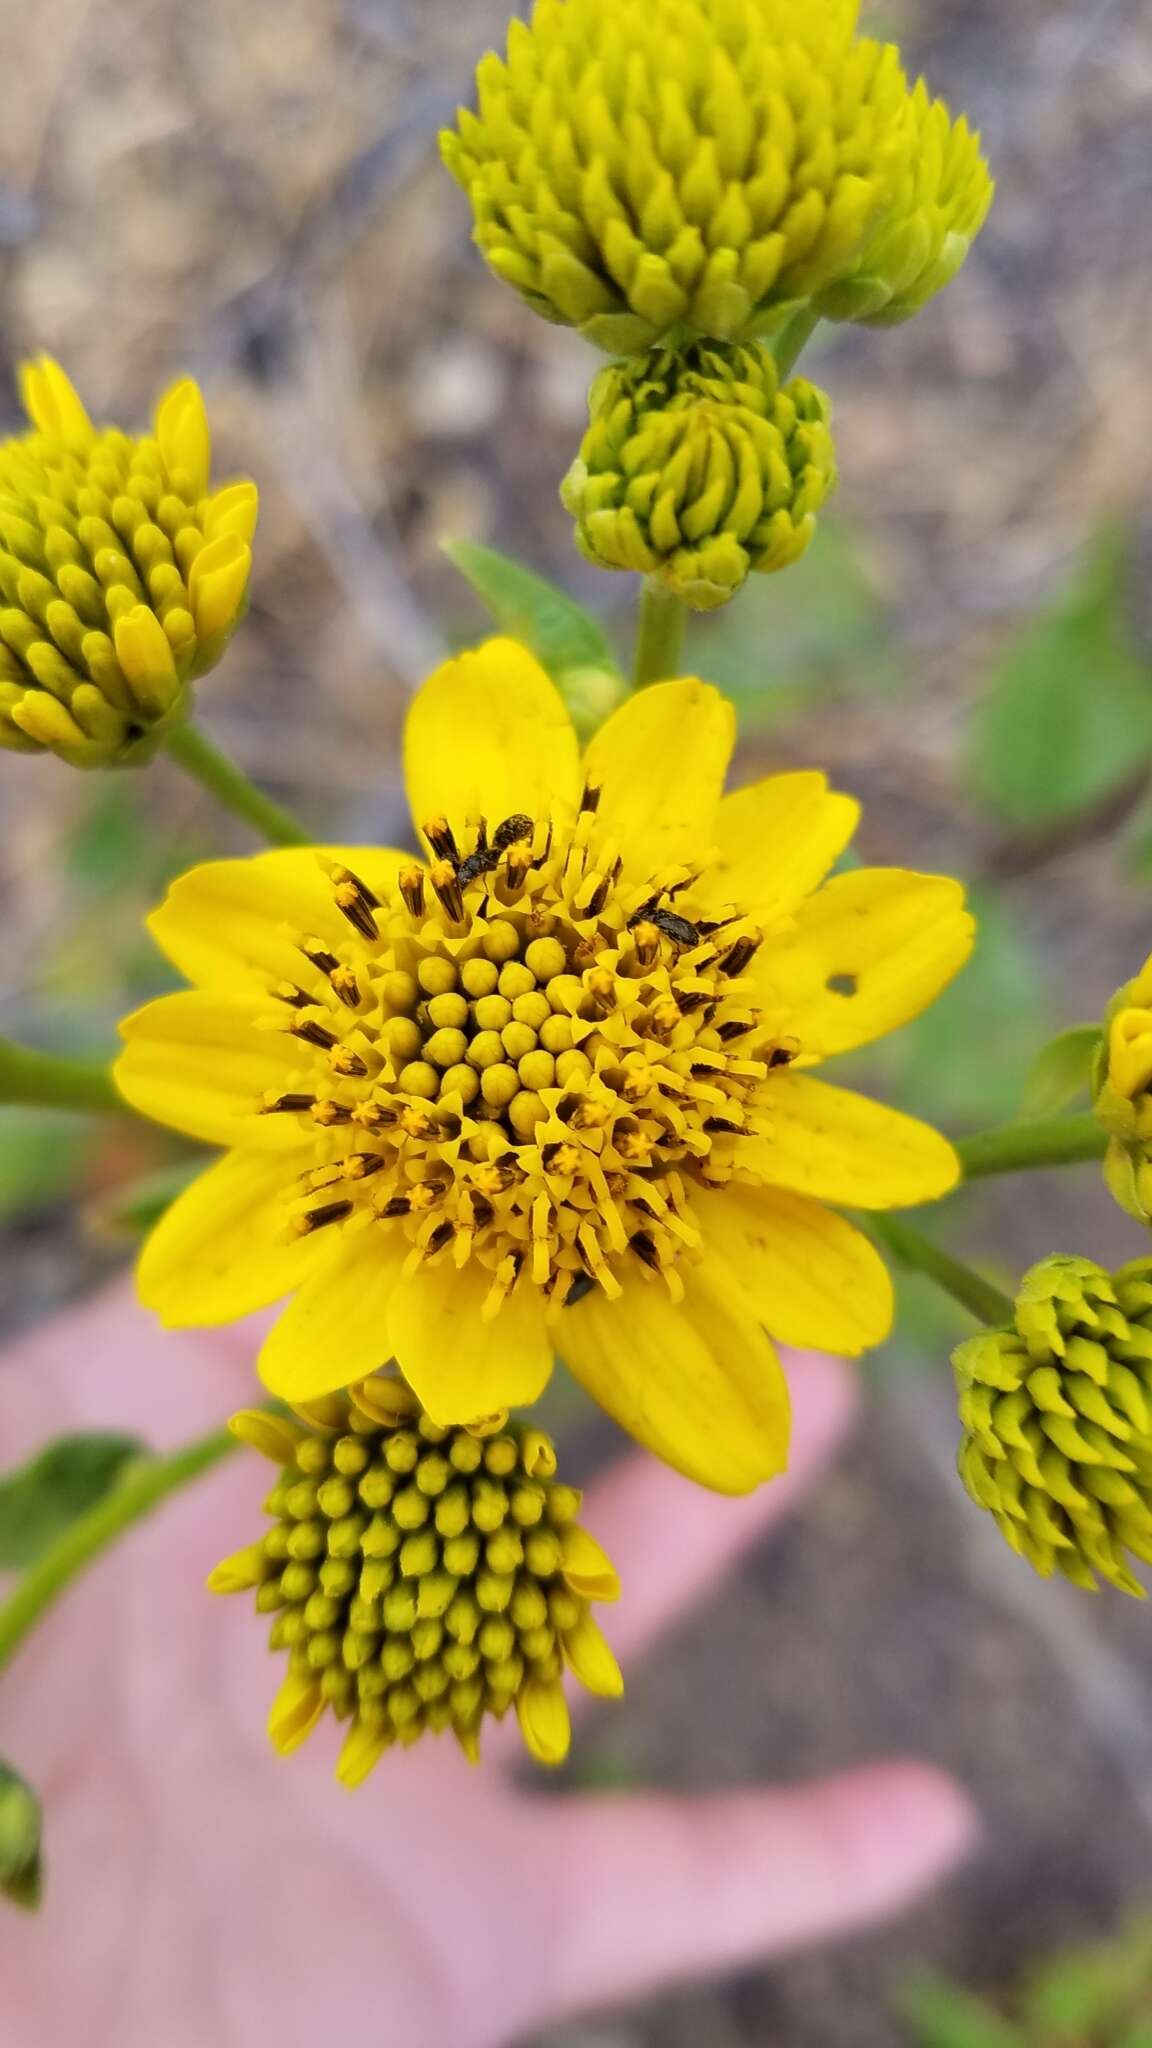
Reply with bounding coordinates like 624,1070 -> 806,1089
957,1113 -> 1106,1182
772,307 -> 821,380
871,1215 -> 1015,1328
633,580 -> 688,688
165,722 -> 311,847
0,1428 -> 237,1678
0,1041 -> 122,1116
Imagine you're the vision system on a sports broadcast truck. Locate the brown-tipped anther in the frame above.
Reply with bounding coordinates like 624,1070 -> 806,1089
629,1230 -> 661,1270
716,1015 -> 755,1042
493,813 -> 534,852
329,1047 -> 369,1079
767,1042 -> 799,1068
292,1019 -> 339,1052
430,860 -> 465,924
298,1199 -> 354,1234
503,849 -> 531,892
263,1091 -> 317,1116
399,865 -> 427,918
329,967 -> 362,1010
579,784 -> 602,815
312,1099 -> 354,1127
301,940 -> 341,976
332,867 -> 381,943
583,968 -> 617,1017
425,1220 -> 456,1257
273,982 -> 313,1011
344,1152 -> 386,1180
423,817 -> 460,864
719,936 -> 761,977
381,1194 -> 413,1218
704,1115 -> 746,1135
564,1272 -> 596,1307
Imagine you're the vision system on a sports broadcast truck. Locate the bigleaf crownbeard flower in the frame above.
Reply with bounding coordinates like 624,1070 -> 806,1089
117,639 -> 974,1494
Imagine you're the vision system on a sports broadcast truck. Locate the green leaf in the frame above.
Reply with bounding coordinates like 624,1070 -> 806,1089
0,1108 -> 92,1224
442,540 -> 623,733
1020,1025 -> 1102,1117
0,1433 -> 146,1571
968,528 -> 1152,829
900,1973 -> 1024,2048
0,1760 -> 43,1913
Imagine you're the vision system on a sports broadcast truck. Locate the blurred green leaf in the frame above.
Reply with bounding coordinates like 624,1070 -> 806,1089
87,1158 -> 201,1239
690,517 -> 898,729
1116,2024 -> 1152,2048
1020,1025 -> 1102,1117
0,1760 -> 42,1913
0,1433 -> 146,1571
0,1108 -> 92,1224
968,528 -> 1152,830
443,539 -> 620,681
901,1972 -> 1024,2048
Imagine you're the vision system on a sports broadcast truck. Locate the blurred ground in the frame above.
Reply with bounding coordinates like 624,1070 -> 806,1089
2,0 -> 1152,2042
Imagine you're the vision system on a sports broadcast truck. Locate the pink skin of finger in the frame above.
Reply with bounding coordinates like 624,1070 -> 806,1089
0,1286 -> 977,2048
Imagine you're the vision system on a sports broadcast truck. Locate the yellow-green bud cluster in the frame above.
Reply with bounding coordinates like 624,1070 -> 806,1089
953,1256 -> 1152,1597
561,341 -> 835,609
442,0 -> 992,353
212,1385 -> 622,1780
1094,954 -> 1152,1226
0,358 -> 256,768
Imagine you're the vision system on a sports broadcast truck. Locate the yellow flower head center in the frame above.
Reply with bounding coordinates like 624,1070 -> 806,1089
261,790 -> 790,1315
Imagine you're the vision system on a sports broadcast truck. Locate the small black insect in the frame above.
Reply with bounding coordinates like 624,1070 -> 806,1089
456,847 -> 499,888
650,907 -> 700,948
493,813 -> 534,852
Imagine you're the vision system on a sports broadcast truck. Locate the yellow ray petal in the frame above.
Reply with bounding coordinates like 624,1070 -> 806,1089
267,1671 -> 324,1756
403,639 -> 581,845
257,1225 -> 408,1403
155,376 -> 211,499
136,1148 -> 312,1327
746,1072 -> 960,1209
759,867 -> 975,1058
705,771 -> 860,923
555,1261 -> 791,1495
582,677 -> 735,876
702,1183 -> 893,1355
19,356 -> 93,440
562,1611 -> 624,1698
386,1262 -> 553,1426
560,1524 -> 621,1602
146,848 -> 411,993
116,991 -> 307,1148
515,1676 -> 572,1767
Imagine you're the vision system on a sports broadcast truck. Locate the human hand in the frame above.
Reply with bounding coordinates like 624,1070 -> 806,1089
0,1287 -> 976,2048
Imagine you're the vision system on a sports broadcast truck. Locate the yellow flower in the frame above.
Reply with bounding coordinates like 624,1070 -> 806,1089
212,1386 -> 622,1774
441,0 -> 989,353
117,639 -> 973,1494
1094,953 -> 1152,1224
561,342 -> 835,609
954,1255 -> 1152,1597
0,357 -> 257,768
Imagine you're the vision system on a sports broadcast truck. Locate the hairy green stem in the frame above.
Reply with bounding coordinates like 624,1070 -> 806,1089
633,580 -> 688,688
165,722 -> 311,847
0,1041 -> 122,1117
771,307 -> 821,380
957,1113 -> 1106,1181
0,1428 -> 237,1678
871,1215 -> 1015,1328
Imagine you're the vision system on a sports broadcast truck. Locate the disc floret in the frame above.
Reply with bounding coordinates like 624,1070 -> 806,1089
212,1385 -> 622,1776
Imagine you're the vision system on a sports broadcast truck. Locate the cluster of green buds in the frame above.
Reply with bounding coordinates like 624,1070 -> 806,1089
562,341 -> 835,608
444,0 -> 993,609
0,358 -> 256,768
212,1378 -> 623,1779
953,1256 -> 1152,1597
